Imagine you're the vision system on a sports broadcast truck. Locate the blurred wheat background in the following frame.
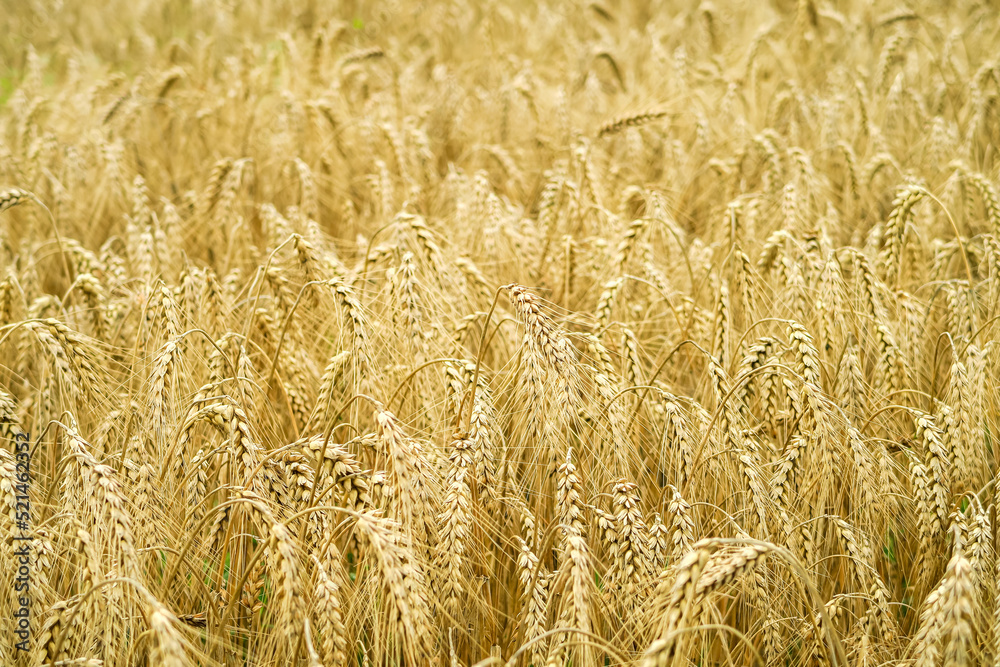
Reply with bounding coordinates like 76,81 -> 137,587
1,0 -> 1000,665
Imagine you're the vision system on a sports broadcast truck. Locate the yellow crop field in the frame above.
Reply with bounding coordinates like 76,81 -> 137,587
1,0 -> 999,665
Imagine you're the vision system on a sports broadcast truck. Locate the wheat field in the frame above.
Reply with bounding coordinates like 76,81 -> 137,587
1,0 -> 999,665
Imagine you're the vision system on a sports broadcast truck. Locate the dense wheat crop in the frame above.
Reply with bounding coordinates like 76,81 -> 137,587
2,0 -> 1000,665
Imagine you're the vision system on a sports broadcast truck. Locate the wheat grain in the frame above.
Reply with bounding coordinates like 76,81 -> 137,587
4,3 -> 1000,664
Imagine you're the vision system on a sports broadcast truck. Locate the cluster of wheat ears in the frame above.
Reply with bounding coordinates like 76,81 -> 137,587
1,0 -> 999,665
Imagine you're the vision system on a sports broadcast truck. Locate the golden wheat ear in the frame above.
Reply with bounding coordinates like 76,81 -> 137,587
5,1 -> 1000,663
